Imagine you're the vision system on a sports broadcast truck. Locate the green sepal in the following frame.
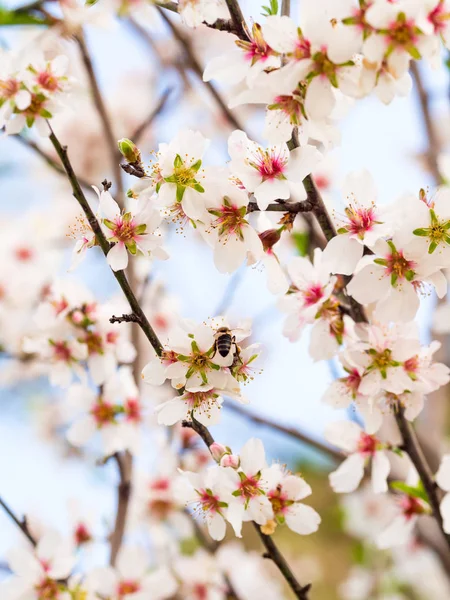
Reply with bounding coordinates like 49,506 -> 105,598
174,154 -> 183,168
405,269 -> 415,281
176,185 -> 185,203
103,219 -> 116,230
390,481 -> 429,504
412,228 -> 429,237
428,241 -> 438,254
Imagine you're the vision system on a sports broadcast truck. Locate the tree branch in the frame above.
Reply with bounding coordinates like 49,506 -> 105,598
109,452 -> 132,565
222,0 -> 247,40
14,134 -> 92,191
154,0 -> 241,35
224,403 -> 341,462
76,32 -> 125,202
47,123 -> 164,357
181,417 -> 311,599
410,62 -> 442,184
0,496 -> 36,547
156,9 -> 245,131
109,313 -> 141,324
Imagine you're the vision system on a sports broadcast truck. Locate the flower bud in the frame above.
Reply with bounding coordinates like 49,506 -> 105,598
210,442 -> 228,462
118,138 -> 141,164
220,453 -> 240,469
259,228 -> 282,252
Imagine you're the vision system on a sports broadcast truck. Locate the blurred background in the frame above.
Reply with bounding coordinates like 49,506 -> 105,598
1,1 -> 450,597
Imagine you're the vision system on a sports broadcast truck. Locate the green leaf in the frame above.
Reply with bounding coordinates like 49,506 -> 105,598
292,232 -> 309,257
390,481 -> 429,503
0,7 -> 48,26
351,541 -> 366,565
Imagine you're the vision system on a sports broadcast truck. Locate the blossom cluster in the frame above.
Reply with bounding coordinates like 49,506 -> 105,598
0,51 -> 73,135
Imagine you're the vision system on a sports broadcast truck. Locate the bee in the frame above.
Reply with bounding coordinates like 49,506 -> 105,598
212,327 -> 243,364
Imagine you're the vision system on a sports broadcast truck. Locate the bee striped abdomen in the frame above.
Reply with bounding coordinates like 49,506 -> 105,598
217,333 -> 232,357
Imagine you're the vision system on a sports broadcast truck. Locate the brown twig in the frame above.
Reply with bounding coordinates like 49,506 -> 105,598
181,417 -> 311,599
156,9 -> 244,131
224,403 -> 341,462
47,123 -> 164,357
130,87 -> 173,144
76,32 -> 124,202
410,62 -> 442,184
247,199 -> 314,213
14,134 -> 92,191
0,496 -> 37,547
109,452 -> 132,565
222,0 -> 247,40
154,0 -> 240,34
109,313 -> 141,324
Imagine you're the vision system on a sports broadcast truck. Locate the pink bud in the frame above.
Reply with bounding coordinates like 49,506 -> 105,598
71,310 -> 83,324
210,442 -> 228,462
220,454 -> 240,469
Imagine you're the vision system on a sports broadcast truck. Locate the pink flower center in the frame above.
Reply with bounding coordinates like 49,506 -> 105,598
0,78 -> 19,99
357,432 -> 378,455
106,331 -> 118,344
399,495 -> 425,520
346,369 -> 362,395
272,93 -> 304,122
314,174 -> 330,190
150,477 -> 170,491
404,355 -> 419,374
250,149 -> 287,180
387,17 -> 418,48
209,203 -> 246,239
125,398 -> 142,423
52,341 -> 72,362
113,217 -> 138,243
118,580 -> 141,597
37,71 -> 59,92
192,583 -> 208,600
386,250 -> 416,281
198,489 -> 221,514
154,314 -> 169,330
294,38 -> 311,60
303,284 -> 324,307
74,522 -> 92,545
344,205 -> 376,238
428,2 -> 449,33
35,577 -> 60,600
15,246 -> 34,261
239,475 -> 261,499
91,401 -> 116,426
268,486 -> 289,515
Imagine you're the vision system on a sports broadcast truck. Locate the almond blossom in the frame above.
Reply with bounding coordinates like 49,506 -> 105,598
203,23 -> 281,88
228,130 -> 322,210
325,420 -> 391,494
1,531 -> 75,600
86,546 -> 177,600
220,438 -> 275,537
152,129 -> 209,222
98,187 -> 168,271
65,367 -> 144,455
178,467 -> 233,540
264,464 -> 321,535
377,490 -> 429,549
141,320 -> 254,392
322,169 -> 394,275
347,236 -> 446,323
201,182 -> 264,273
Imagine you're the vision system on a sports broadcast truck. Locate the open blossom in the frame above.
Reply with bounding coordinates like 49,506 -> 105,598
178,467 -> 234,540
0,51 -> 73,136
377,477 -> 429,549
2,531 -> 75,600
202,182 -> 264,273
264,464 -> 321,535
65,367 -> 144,455
279,248 -> 337,341
152,129 -> 209,222
98,187 -> 168,271
396,187 -> 450,263
86,546 -> 177,600
228,130 -> 322,210
322,169 -> 394,275
325,421 -> 391,494
203,23 -> 281,88
141,320 -> 254,392
220,438 -> 274,537
347,236 -> 446,323
174,550 -> 227,600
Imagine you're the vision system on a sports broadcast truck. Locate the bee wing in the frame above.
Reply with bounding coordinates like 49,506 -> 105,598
233,325 -> 252,342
